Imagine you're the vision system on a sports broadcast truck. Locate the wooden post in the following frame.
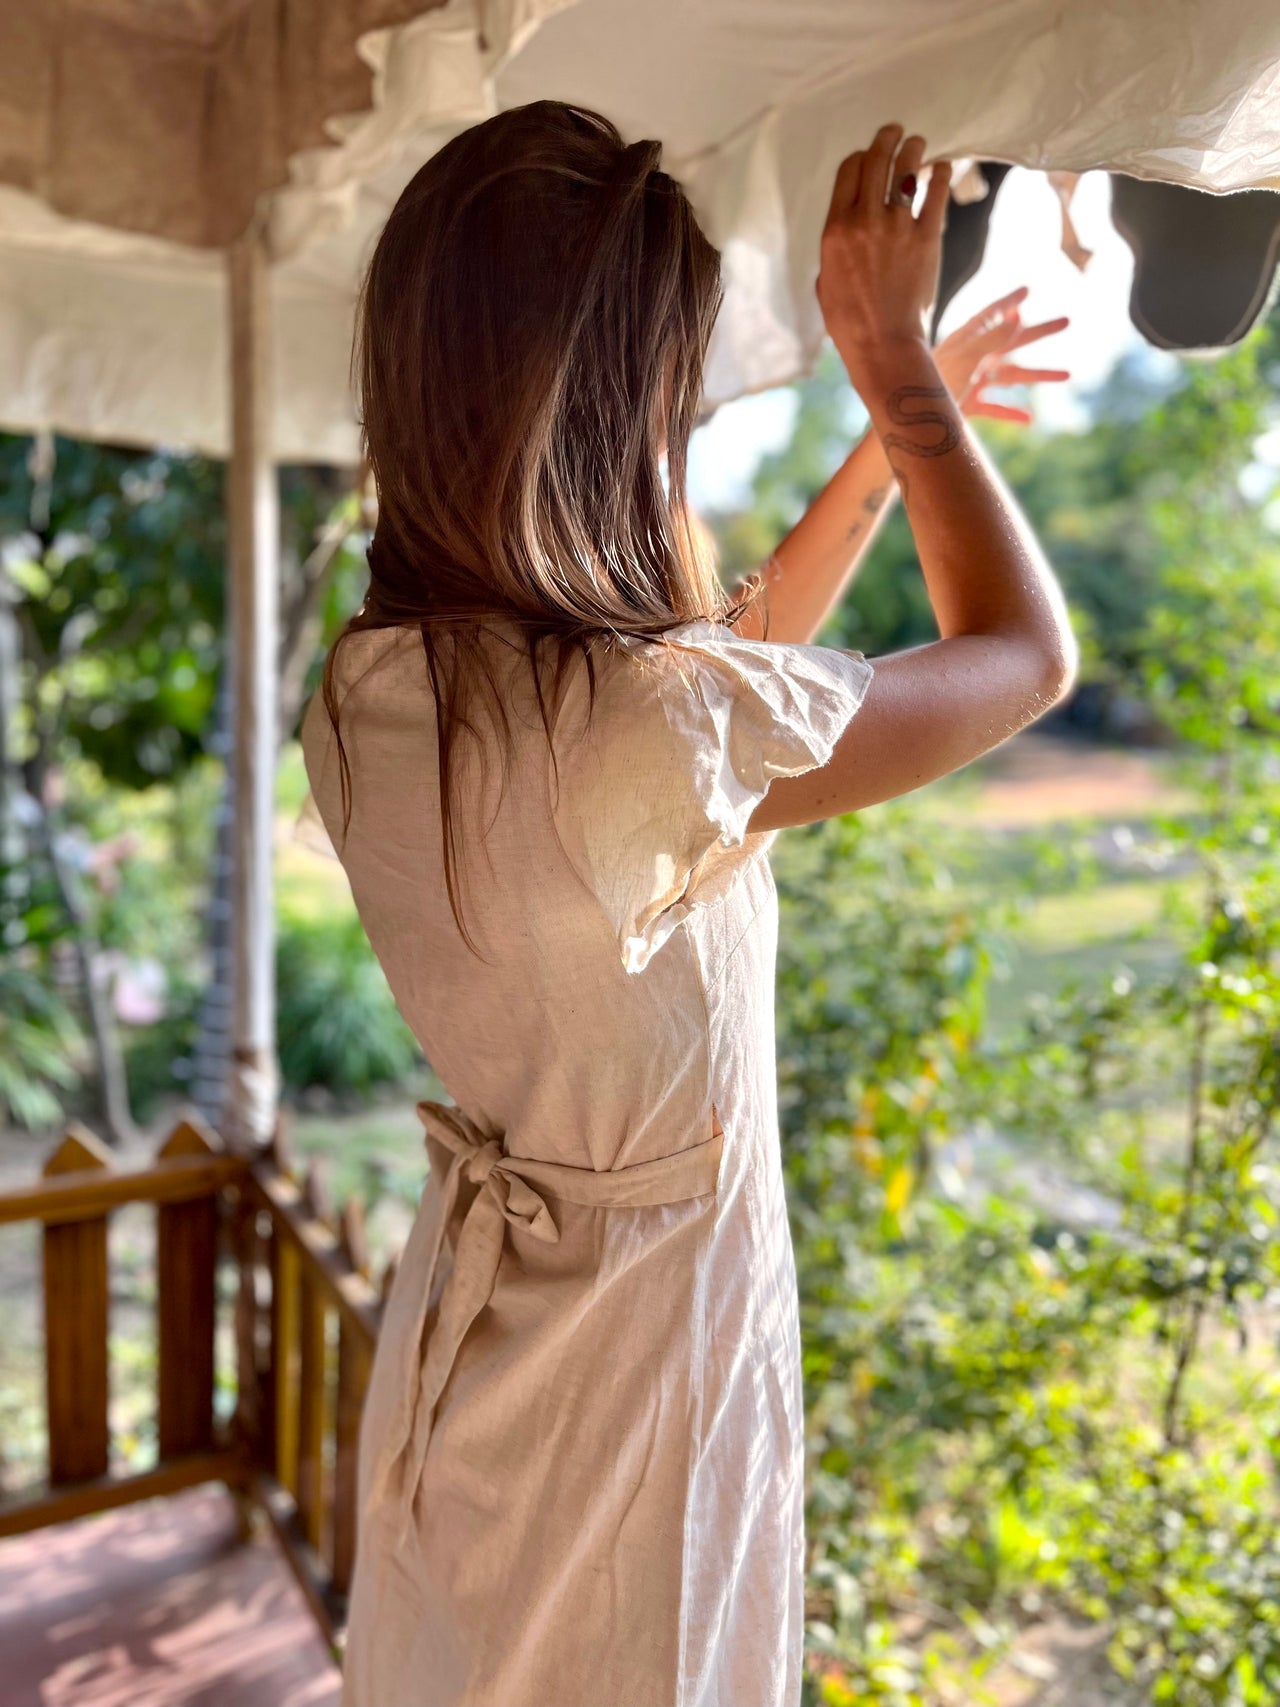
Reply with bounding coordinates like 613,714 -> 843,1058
43,1126 -> 112,1484
224,223 -> 280,1151
296,1165 -> 332,1555
228,1186 -> 266,1538
272,1233 -> 301,1497
156,1119 -> 220,1458
262,1113 -> 295,1479
333,1199 -> 372,1597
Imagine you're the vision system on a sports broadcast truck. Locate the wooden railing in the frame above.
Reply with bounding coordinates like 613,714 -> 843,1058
237,1120 -> 389,1639
0,1106 -> 396,1652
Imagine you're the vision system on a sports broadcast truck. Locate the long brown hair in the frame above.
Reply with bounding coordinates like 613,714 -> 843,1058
320,99 -> 765,952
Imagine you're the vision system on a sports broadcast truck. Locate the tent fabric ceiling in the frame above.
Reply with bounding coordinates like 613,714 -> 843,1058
0,0 -> 453,248
0,0 -> 1278,464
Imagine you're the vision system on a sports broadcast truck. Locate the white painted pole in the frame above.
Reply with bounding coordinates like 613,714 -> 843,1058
223,225 -> 280,1150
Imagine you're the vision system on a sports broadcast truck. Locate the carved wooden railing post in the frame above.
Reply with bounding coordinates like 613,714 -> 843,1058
333,1198 -> 372,1598
269,1114 -> 301,1497
296,1161 -> 333,1556
42,1124 -> 112,1485
229,1175 -> 267,1540
156,1117 -> 220,1459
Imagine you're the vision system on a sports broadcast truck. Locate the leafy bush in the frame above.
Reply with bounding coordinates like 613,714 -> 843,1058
118,962 -> 204,1124
0,960 -> 82,1130
276,906 -> 423,1094
778,794 -> 1279,1705
0,853 -> 83,1129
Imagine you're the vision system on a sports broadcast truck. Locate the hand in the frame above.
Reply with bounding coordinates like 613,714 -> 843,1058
934,287 -> 1071,424
816,122 -> 952,365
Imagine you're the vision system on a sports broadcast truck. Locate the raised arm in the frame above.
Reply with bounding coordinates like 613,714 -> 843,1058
748,122 -> 1079,831
727,424 -> 898,645
728,291 -> 1072,646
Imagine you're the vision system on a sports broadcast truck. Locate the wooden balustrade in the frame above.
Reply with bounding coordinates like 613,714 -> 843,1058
236,1119 -> 388,1640
0,1114 -> 244,1537
0,1105 -> 400,1652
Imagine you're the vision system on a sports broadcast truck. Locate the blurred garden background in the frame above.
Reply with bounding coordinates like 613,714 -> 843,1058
1,288 -> 1278,1705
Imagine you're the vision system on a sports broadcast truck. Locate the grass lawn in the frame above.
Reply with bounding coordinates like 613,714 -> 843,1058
984,872 -> 1194,1044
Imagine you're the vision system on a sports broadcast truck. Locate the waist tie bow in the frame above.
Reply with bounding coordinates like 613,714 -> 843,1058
366,1098 -> 725,1549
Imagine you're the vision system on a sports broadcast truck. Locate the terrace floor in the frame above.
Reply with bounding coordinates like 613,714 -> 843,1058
0,1484 -> 342,1707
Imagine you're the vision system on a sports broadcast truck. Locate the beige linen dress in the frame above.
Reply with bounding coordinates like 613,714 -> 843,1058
295,614 -> 875,1707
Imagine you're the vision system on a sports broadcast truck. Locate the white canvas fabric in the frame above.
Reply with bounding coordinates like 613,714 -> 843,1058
297,618 -> 874,1705
1,0 -> 1279,459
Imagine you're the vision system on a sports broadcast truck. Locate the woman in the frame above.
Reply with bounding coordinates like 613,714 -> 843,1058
298,102 -> 1076,1707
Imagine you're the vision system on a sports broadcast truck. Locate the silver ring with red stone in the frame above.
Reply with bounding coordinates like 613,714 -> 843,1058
889,170 -> 917,209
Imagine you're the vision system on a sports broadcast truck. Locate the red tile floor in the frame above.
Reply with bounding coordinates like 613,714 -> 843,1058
0,1485 -> 342,1706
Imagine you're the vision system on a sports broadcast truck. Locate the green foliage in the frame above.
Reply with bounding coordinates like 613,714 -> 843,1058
0,850 -> 83,1128
0,433 -> 374,1132
118,970 -> 204,1124
0,958 -> 82,1129
276,906 -> 423,1094
0,436 -> 227,788
781,788 -> 1280,1703
0,436 -> 373,790
776,309 -> 1280,1706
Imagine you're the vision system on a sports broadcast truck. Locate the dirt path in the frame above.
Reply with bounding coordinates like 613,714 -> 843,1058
949,730 -> 1193,829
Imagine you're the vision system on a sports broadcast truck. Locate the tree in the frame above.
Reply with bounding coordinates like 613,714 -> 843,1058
0,431 -> 368,1138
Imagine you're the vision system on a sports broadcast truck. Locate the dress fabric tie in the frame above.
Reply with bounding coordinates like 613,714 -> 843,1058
366,1098 -> 726,1548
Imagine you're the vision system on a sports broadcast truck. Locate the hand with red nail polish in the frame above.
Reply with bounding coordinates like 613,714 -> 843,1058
935,286 -> 1072,425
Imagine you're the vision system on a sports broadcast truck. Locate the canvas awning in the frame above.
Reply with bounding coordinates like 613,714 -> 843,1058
2,0 -> 1279,464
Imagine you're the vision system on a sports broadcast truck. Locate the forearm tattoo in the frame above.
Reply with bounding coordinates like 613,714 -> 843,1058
845,483 -> 892,540
880,385 -> 960,459
863,484 -> 890,514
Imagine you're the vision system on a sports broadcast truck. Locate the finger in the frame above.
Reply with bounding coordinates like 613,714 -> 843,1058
991,363 -> 1072,384
970,305 -> 1034,351
979,285 -> 1031,318
826,150 -> 865,221
1005,314 -> 1071,351
917,157 -> 953,239
859,122 -> 905,211
969,400 -> 1034,424
889,133 -> 927,208
964,286 -> 1029,335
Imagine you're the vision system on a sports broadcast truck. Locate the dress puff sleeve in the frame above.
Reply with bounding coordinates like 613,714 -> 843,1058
548,618 -> 875,974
